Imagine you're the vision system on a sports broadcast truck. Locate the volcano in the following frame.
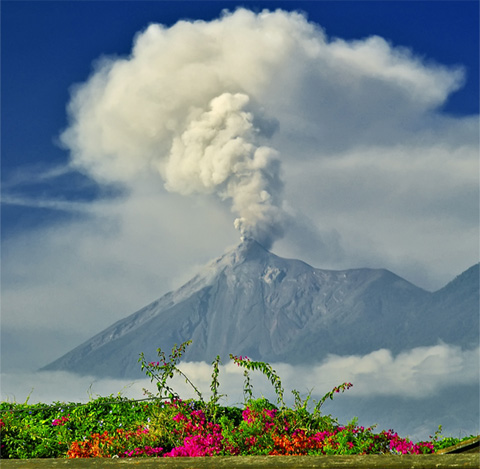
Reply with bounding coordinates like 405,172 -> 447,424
42,239 -> 479,378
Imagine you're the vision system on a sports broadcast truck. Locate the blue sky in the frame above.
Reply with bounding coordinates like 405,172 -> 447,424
1,0 -> 479,414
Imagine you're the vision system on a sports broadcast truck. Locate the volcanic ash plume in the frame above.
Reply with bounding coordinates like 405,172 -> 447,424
61,8 -> 463,250
162,92 -> 284,248
60,9 -> 293,248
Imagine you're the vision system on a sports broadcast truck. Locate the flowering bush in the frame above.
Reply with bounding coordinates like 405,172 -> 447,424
0,341 -> 476,459
164,408 -> 225,457
66,427 -> 164,458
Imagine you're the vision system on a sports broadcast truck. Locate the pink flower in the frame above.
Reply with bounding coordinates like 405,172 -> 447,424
52,416 -> 69,426
172,413 -> 187,422
242,408 -> 255,423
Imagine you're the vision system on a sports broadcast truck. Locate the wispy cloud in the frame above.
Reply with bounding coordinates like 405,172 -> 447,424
1,163 -> 73,190
1,194 -> 91,213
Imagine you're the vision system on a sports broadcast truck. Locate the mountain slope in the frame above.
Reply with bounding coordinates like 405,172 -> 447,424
42,239 -> 478,378
421,263 -> 479,348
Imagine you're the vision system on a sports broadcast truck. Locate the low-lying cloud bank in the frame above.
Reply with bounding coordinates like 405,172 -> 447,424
2,344 -> 477,404
306,344 -> 480,397
2,344 -> 477,440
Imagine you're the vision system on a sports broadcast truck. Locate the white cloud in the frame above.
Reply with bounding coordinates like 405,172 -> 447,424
324,35 -> 464,106
2,344 -> 477,404
274,138 -> 478,287
306,344 -> 480,397
1,192 -> 235,334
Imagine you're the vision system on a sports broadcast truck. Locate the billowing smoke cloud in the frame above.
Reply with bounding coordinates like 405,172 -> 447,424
64,90 -> 284,248
163,92 -> 284,246
60,9 -> 298,248
60,8 -> 464,250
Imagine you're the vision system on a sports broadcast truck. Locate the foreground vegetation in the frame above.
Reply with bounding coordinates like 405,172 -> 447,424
0,341 -> 476,459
